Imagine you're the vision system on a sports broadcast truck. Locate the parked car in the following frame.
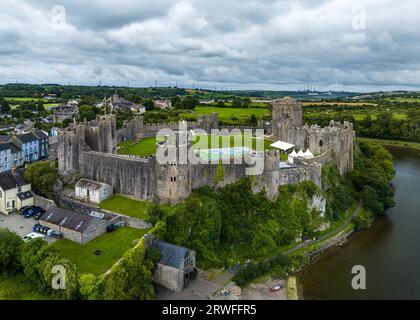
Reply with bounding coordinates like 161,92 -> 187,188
106,221 -> 125,233
269,284 -> 284,292
22,232 -> 45,242
19,206 -> 30,214
33,210 -> 45,220
22,206 -> 45,218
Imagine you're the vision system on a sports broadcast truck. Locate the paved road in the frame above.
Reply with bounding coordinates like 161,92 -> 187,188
285,202 -> 363,255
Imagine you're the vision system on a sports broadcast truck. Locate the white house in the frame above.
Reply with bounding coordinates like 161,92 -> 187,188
0,168 -> 33,215
75,179 -> 113,204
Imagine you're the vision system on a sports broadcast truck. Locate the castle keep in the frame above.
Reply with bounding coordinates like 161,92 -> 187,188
58,97 -> 354,205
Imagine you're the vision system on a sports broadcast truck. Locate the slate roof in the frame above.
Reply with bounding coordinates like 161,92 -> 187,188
17,191 -> 33,201
0,141 -> 21,153
40,207 -> 98,233
15,132 -> 38,144
76,178 -> 109,191
155,240 -> 189,269
34,130 -> 48,140
0,142 -> 12,152
0,169 -> 27,190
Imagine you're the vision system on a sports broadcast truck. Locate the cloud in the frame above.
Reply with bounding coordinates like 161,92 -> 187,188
0,0 -> 420,91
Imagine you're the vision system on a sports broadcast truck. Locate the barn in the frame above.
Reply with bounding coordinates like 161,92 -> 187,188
40,207 -> 108,244
153,240 -> 197,292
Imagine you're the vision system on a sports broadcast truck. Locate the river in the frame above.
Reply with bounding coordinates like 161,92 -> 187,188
302,146 -> 420,300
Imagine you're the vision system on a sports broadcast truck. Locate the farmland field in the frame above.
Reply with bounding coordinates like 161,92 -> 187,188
185,106 -> 271,124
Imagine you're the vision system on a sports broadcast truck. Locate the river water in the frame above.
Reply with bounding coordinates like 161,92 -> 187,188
302,146 -> 420,300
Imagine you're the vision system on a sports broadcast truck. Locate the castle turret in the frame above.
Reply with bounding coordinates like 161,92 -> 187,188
272,97 -> 303,141
155,130 -> 192,205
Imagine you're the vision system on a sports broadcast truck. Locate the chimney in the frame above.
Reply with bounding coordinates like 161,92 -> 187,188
11,166 -> 16,173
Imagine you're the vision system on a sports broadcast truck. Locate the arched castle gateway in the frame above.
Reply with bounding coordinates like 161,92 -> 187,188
57,97 -> 354,205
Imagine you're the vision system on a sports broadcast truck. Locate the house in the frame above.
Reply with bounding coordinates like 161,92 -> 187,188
0,168 -> 33,215
0,142 -> 23,172
39,207 -> 109,244
11,130 -> 49,163
153,240 -> 196,292
51,104 -> 78,123
75,178 -> 113,204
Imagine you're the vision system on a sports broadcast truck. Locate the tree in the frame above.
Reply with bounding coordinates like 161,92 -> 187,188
182,96 -> 199,110
102,239 -> 155,300
0,228 -> 24,274
143,99 -> 155,111
79,274 -> 102,300
42,255 -> 79,299
24,161 -> 58,196
249,114 -> 257,125
77,105 -> 97,122
171,96 -> 183,109
20,238 -> 61,290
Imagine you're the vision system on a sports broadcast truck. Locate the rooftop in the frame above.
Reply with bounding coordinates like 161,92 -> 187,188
0,168 -> 27,190
155,240 -> 189,269
40,207 -> 99,233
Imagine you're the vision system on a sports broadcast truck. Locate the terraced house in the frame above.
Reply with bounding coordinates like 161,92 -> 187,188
0,130 -> 49,173
11,130 -> 49,163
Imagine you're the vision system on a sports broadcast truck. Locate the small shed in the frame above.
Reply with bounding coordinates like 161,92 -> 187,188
75,178 -> 113,204
153,240 -> 196,292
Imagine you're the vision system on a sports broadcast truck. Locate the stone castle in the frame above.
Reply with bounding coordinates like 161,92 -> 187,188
57,97 -> 354,205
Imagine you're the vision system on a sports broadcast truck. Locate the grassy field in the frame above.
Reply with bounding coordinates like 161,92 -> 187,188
358,137 -> 420,150
5,97 -> 49,103
100,195 -> 151,220
305,111 -> 408,121
384,97 -> 420,103
185,106 -> 271,124
303,102 -> 377,106
53,227 -> 149,275
117,137 -> 157,157
0,273 -> 52,300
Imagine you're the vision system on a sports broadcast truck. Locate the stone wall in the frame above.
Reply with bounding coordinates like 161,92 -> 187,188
80,151 -> 156,201
34,195 -> 57,211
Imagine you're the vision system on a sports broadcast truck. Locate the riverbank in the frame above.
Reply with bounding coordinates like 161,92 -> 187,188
301,145 -> 420,299
358,137 -> 420,150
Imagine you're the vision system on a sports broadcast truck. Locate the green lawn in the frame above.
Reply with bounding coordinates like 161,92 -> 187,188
184,106 -> 271,124
0,273 -> 52,300
118,134 -> 275,157
53,227 -> 149,275
100,194 -> 150,220
117,137 -> 157,157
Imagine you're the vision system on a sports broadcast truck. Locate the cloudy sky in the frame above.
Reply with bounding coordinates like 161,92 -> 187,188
0,0 -> 419,92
